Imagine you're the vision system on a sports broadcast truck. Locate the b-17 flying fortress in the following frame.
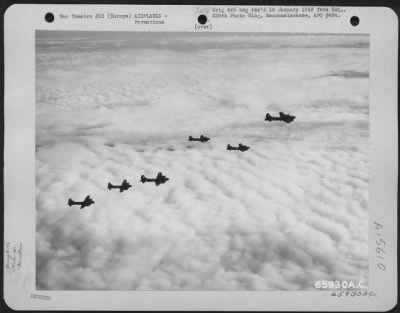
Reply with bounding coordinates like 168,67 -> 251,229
188,135 -> 210,142
108,179 -> 132,192
265,112 -> 296,123
68,195 -> 94,209
67,112 -> 295,208
227,143 -> 250,152
141,172 -> 169,186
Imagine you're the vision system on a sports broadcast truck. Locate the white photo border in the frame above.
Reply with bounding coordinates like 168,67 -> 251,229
3,4 -> 398,311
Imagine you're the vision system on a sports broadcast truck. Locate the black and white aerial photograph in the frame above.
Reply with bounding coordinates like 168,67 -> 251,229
36,31 -> 369,290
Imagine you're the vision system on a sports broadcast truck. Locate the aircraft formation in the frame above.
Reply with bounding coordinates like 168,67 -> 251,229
68,172 -> 169,209
68,112 -> 295,209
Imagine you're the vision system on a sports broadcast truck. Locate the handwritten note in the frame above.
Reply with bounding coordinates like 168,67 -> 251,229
4,241 -> 22,274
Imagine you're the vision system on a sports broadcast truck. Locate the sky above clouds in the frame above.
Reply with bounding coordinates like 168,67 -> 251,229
36,31 -> 369,290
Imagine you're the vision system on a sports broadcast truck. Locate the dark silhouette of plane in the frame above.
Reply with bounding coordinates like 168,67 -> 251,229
227,143 -> 250,152
107,179 -> 132,192
265,112 -> 296,123
68,195 -> 94,209
140,172 -> 169,186
188,135 -> 210,143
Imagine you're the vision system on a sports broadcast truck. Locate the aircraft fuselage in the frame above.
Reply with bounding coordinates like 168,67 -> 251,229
265,113 -> 296,123
188,135 -> 210,142
141,174 -> 169,185
227,144 -> 250,152
108,182 -> 131,192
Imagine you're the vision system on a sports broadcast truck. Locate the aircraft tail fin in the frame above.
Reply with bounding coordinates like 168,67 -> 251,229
188,136 -> 193,141
227,144 -> 232,150
140,175 -> 146,183
265,113 -> 271,121
68,198 -> 73,206
107,182 -> 112,190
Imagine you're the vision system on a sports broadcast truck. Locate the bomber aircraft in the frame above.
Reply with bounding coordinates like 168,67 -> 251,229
227,143 -> 250,152
265,112 -> 296,123
140,172 -> 169,186
107,179 -> 132,192
68,195 -> 94,209
188,135 -> 210,143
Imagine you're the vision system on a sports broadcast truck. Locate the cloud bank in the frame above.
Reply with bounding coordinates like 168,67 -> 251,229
36,32 -> 369,290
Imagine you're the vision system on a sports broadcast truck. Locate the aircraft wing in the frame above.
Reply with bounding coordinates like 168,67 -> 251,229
81,195 -> 93,207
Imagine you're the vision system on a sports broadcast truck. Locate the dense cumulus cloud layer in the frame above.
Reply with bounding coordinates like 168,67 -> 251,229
36,32 -> 369,290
